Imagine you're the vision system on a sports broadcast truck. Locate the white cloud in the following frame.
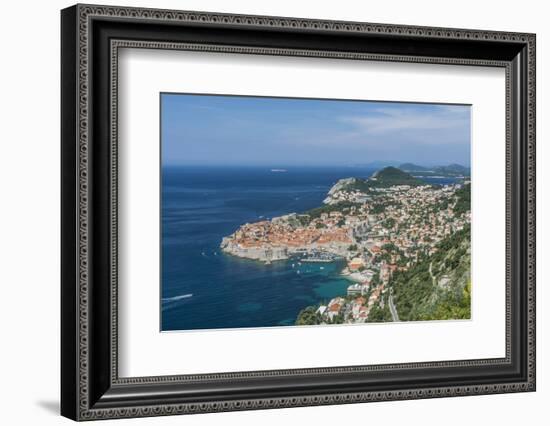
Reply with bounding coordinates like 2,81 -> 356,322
341,105 -> 470,134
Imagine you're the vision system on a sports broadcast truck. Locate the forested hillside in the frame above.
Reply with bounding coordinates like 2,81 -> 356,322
392,225 -> 471,321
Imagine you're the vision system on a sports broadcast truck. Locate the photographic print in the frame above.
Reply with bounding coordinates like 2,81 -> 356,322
161,94 -> 471,332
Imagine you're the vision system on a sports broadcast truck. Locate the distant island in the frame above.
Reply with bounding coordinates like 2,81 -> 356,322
220,166 -> 471,324
348,163 -> 471,178
398,163 -> 470,178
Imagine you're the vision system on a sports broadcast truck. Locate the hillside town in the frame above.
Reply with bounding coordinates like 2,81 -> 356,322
221,167 -> 471,324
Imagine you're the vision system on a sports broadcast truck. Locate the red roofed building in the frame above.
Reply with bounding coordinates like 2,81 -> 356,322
329,303 -> 341,313
370,245 -> 381,253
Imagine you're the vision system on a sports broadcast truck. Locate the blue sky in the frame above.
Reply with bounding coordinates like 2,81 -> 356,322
161,93 -> 471,167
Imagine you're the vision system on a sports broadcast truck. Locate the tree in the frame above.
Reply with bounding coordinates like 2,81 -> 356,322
330,314 -> 344,324
383,218 -> 396,229
367,300 -> 392,322
295,306 -> 320,325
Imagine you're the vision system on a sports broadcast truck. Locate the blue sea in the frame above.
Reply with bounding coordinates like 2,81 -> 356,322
161,166 -> 461,331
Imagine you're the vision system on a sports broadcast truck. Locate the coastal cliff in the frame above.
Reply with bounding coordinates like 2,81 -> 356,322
323,177 -> 357,205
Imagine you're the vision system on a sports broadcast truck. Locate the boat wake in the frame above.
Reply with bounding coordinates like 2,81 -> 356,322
162,293 -> 193,302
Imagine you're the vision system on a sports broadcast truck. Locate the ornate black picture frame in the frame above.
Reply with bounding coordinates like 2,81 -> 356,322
61,4 -> 536,421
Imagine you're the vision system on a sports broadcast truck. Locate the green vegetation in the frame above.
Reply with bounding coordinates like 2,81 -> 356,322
329,315 -> 345,324
304,201 -> 358,220
382,242 -> 398,252
383,217 -> 396,228
366,300 -> 392,322
454,183 -> 471,215
368,197 -> 400,215
422,280 -> 471,320
434,198 -> 450,212
369,204 -> 386,214
295,305 -> 347,325
392,226 -> 471,321
338,167 -> 423,194
296,214 -> 311,226
295,306 -> 321,325
370,272 -> 381,286
371,167 -> 423,187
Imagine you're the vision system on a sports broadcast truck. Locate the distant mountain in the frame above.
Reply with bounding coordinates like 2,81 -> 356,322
399,163 -> 430,173
342,167 -> 423,193
370,167 -> 424,187
398,163 -> 470,177
433,164 -> 470,177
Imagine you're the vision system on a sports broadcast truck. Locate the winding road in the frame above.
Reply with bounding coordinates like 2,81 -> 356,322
389,290 -> 400,322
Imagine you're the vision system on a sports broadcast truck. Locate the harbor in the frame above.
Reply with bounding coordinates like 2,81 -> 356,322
299,251 -> 342,263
